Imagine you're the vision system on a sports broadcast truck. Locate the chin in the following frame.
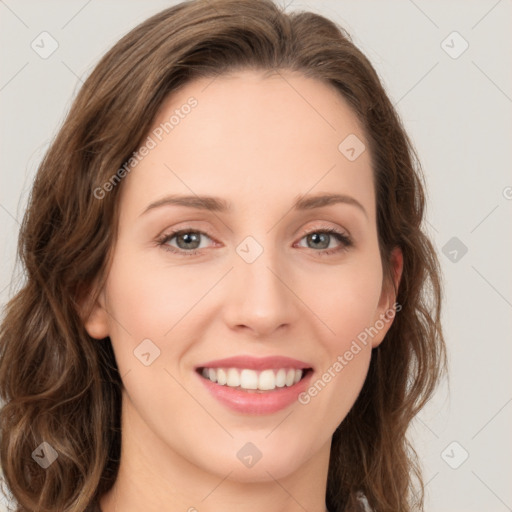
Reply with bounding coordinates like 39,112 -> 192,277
191,436 -> 313,484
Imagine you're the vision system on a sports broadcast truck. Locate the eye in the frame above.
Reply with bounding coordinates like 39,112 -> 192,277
296,227 -> 353,256
156,226 -> 353,257
157,228 -> 215,256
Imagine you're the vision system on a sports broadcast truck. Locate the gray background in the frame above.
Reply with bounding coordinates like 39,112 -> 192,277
1,1 -> 511,511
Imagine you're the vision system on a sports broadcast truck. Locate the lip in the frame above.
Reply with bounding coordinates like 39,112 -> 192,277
195,356 -> 314,415
195,355 -> 313,371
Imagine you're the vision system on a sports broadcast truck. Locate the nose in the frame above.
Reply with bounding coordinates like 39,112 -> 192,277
221,246 -> 299,338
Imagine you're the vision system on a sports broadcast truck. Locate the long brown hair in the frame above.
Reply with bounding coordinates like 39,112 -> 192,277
0,1 -> 447,510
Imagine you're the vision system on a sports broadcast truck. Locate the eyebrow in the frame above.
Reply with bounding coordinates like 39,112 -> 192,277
140,192 -> 368,219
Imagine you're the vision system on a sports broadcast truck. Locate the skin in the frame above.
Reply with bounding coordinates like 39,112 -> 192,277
84,69 -> 403,512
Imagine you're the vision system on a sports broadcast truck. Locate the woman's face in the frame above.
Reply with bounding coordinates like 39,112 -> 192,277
85,70 -> 402,484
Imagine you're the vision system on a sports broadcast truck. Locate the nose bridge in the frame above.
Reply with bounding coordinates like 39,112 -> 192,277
223,232 -> 297,335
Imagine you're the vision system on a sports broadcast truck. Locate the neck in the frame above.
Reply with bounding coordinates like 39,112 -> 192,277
99,391 -> 331,512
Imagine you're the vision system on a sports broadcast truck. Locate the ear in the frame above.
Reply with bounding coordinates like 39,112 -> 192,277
370,246 -> 403,348
77,279 -> 110,340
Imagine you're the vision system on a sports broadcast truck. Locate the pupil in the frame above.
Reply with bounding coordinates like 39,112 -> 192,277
179,232 -> 200,249
310,233 -> 328,249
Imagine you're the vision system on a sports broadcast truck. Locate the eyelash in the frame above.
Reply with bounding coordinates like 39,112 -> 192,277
156,226 -> 353,257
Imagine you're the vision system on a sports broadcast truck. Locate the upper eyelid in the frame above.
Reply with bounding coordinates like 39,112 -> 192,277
159,224 -> 351,246
160,223 -> 350,238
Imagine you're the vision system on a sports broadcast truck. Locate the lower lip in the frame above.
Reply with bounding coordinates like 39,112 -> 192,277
196,370 -> 313,415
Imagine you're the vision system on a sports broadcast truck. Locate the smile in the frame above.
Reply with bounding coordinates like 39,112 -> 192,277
195,355 -> 314,414
198,367 -> 310,392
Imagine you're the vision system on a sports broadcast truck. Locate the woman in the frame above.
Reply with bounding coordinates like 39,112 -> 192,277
0,0 -> 446,510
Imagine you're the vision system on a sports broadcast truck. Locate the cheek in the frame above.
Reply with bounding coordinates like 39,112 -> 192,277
300,256 -> 383,349
103,248 -> 222,378
105,247 -> 209,337
294,253 -> 382,413
297,265 -> 379,429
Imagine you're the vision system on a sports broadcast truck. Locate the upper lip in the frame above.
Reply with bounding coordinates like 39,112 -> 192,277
196,355 -> 313,371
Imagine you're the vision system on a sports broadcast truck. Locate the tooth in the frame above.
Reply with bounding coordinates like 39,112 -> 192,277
275,368 -> 286,387
258,369 -> 276,391
226,368 -> 240,387
285,369 -> 295,386
217,368 -> 227,385
240,369 -> 258,389
204,366 -> 306,389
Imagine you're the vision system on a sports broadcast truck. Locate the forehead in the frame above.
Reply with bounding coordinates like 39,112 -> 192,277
154,69 -> 365,149
120,69 -> 375,219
